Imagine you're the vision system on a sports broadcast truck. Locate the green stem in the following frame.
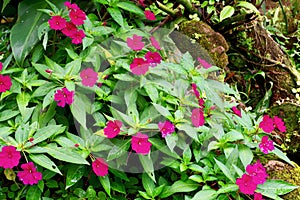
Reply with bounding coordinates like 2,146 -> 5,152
278,0 -> 288,34
155,1 -> 177,17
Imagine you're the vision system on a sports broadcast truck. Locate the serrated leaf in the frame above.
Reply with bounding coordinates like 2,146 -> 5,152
220,5 -> 235,22
29,154 -> 62,175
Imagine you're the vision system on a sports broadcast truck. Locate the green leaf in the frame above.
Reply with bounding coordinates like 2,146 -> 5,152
142,173 -> 155,197
160,180 -> 199,198
26,185 -> 41,200
191,189 -> 217,200
257,179 -> 299,196
214,158 -> 235,183
144,84 -> 159,103
237,1 -> 260,14
99,175 -> 111,197
180,52 -> 194,71
1,0 -> 11,13
65,164 -> 85,189
116,2 -> 144,16
44,56 -> 65,76
29,154 -> 62,175
65,59 -> 82,76
0,110 -> 19,122
238,144 -> 253,169
273,147 -> 294,166
217,184 -> 239,194
16,92 -> 31,119
10,0 -> 49,66
219,5 -> 235,22
139,155 -> 156,183
176,123 -> 199,142
149,138 -> 181,159
91,26 -> 115,36
15,123 -> 30,144
70,93 -> 90,130
43,146 -> 90,165
107,7 -> 124,27
152,103 -> 172,118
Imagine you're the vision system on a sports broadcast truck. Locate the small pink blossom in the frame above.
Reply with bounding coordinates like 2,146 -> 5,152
54,87 -> 74,107
0,146 -> 21,169
126,34 -> 144,51
17,162 -> 42,185
138,0 -> 146,7
150,36 -> 161,50
131,132 -> 152,155
69,9 -> 86,26
259,136 -> 274,154
246,160 -> 268,184
145,51 -> 162,67
236,174 -> 257,195
92,158 -> 108,176
254,193 -> 264,200
191,108 -> 205,127
48,16 -> 67,30
158,120 -> 175,138
232,106 -> 242,117
64,2 -> 80,10
259,115 -> 274,133
62,22 -> 78,37
273,116 -> 286,132
70,29 -> 85,44
104,120 -> 122,138
191,83 -> 200,99
80,68 -> 98,87
0,74 -> 12,92
130,58 -> 150,75
197,57 -> 212,69
0,62 -> 2,71
144,10 -> 156,21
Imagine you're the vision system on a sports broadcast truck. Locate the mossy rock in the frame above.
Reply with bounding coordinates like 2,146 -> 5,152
174,20 -> 229,69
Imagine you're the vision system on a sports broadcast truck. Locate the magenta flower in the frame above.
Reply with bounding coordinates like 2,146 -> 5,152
191,108 -> 205,127
197,57 -> 212,69
54,87 -> 74,107
126,34 -> 144,51
48,16 -> 67,30
231,106 -> 242,117
0,62 -> 2,71
150,36 -> 161,50
259,136 -> 274,154
62,22 -> 78,37
246,160 -> 268,184
273,116 -> 286,132
145,51 -> 162,67
158,120 -> 175,138
236,174 -> 257,195
64,2 -> 80,10
104,120 -> 122,138
70,29 -> 85,44
0,74 -> 12,93
131,132 -> 152,155
17,162 -> 42,185
0,146 -> 21,169
144,10 -> 156,21
191,83 -> 200,99
130,58 -> 150,75
92,158 -> 108,176
254,193 -> 264,200
259,115 -> 274,133
69,9 -> 86,26
80,68 -> 98,87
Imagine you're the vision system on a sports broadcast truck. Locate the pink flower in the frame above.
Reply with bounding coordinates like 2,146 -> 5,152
0,146 -> 21,169
70,29 -> 85,44
48,16 -> 67,30
259,115 -> 274,133
104,120 -> 122,138
126,34 -> 144,51
158,120 -> 175,138
138,0 -> 146,7
197,57 -> 212,69
62,22 -> 78,37
130,58 -> 150,75
259,136 -> 274,154
0,74 -> 12,92
254,193 -> 264,200
273,116 -> 286,132
191,108 -> 205,127
80,68 -> 98,87
69,9 -> 86,26
236,174 -> 257,195
232,106 -> 242,117
64,2 -> 80,10
54,87 -> 74,107
150,36 -> 161,50
92,158 -> 108,176
144,10 -> 156,21
191,83 -> 200,99
131,132 -> 152,155
0,62 -> 2,71
246,160 -> 268,184
17,162 -> 42,185
145,51 -> 162,67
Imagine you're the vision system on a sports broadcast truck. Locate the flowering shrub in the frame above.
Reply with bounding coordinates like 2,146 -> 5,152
0,0 -> 298,199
